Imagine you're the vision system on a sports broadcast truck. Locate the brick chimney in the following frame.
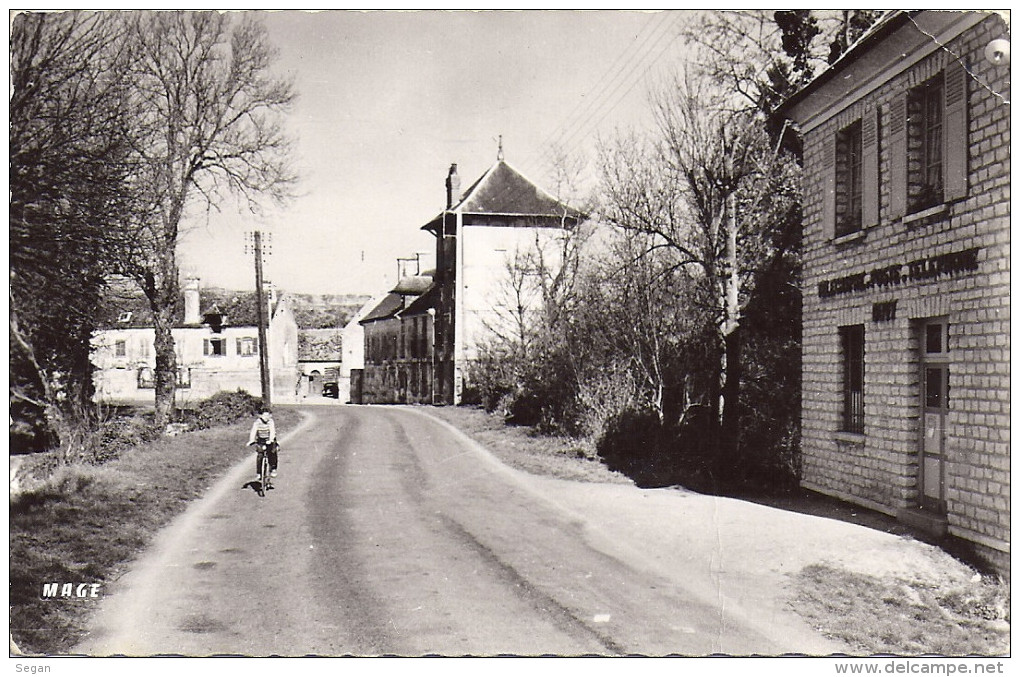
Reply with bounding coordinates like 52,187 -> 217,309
446,163 -> 460,209
183,277 -> 201,324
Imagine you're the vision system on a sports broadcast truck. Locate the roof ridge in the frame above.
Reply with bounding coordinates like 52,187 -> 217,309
453,160 -> 501,211
500,159 -> 577,215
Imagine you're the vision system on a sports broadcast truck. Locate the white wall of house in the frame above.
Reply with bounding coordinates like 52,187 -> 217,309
460,224 -> 568,361
92,299 -> 300,406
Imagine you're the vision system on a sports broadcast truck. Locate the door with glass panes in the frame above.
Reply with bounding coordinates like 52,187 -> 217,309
919,319 -> 949,512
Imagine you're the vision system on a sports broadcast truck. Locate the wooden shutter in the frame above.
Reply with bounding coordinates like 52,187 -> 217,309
821,135 -> 836,237
861,108 -> 880,228
236,338 -> 243,355
943,62 -> 969,201
887,96 -> 908,219
203,339 -> 210,356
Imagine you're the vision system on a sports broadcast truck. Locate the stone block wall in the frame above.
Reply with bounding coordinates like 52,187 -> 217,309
799,14 -> 1009,562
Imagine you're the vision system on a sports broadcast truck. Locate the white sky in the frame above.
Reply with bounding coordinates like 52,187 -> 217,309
178,10 -> 695,295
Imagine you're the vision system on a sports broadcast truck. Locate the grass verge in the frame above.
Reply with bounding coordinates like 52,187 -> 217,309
792,563 -> 1010,655
9,408 -> 301,656
422,404 -> 631,485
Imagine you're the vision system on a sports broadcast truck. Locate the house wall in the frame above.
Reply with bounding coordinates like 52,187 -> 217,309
92,300 -> 301,406
796,14 -> 1009,567
360,312 -> 434,405
268,300 -> 300,402
461,224 -> 567,360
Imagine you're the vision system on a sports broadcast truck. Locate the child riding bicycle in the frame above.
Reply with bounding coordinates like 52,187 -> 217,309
248,409 -> 279,482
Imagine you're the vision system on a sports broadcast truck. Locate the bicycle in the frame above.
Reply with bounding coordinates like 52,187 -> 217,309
255,440 -> 274,497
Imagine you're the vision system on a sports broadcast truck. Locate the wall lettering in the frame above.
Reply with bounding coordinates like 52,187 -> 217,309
818,247 -> 980,298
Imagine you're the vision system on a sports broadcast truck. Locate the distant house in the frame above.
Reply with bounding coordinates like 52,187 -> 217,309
91,278 -> 300,406
420,158 -> 585,404
341,293 -> 388,403
298,328 -> 343,398
776,11 -> 1009,570
357,264 -> 434,404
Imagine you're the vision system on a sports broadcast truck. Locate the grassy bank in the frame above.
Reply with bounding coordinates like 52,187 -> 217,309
423,404 -> 631,485
9,409 -> 301,655
794,563 -> 1010,655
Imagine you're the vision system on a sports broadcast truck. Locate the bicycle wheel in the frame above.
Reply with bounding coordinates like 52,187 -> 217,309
260,452 -> 272,496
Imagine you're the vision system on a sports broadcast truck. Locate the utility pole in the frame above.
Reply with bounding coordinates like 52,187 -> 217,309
247,231 -> 272,409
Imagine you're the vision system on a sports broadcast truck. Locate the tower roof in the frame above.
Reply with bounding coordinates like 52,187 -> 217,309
422,159 -> 585,232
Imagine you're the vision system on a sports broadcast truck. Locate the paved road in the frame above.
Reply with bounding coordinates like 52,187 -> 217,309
76,405 -> 797,656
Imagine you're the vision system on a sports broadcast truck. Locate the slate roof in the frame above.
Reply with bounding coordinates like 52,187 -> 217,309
399,283 -> 439,318
359,293 -> 404,324
391,273 -> 434,296
422,160 -> 585,232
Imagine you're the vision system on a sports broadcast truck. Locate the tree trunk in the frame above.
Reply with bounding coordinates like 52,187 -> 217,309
146,265 -> 180,430
719,325 -> 742,479
152,304 -> 178,429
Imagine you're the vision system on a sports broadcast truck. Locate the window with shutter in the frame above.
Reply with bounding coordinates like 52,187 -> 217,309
835,120 -> 863,237
822,136 -> 837,237
204,338 -> 226,356
943,62 -> 969,201
861,108 -> 880,228
906,73 -> 945,213
888,97 -> 908,219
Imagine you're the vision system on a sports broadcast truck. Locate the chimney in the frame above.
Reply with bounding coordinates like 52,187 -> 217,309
445,163 -> 460,209
184,277 -> 201,325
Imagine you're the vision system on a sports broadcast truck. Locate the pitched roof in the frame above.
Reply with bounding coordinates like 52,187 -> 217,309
399,282 -> 438,318
359,293 -> 404,324
390,273 -> 434,296
422,160 -> 585,232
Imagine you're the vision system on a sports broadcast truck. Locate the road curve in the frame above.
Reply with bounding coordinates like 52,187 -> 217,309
75,405 -> 818,656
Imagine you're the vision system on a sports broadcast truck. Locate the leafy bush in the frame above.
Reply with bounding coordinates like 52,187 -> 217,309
596,407 -> 675,488
88,415 -> 159,464
190,390 -> 263,430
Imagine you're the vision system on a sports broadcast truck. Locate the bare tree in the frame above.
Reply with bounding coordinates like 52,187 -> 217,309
680,10 -> 884,116
599,74 -> 799,468
10,12 -> 137,457
119,12 -> 296,426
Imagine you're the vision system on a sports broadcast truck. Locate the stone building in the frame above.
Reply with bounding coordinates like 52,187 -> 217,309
777,11 -> 1010,570
357,265 -> 434,404
92,278 -> 300,406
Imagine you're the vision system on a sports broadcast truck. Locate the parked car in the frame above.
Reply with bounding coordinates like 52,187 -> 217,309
322,382 -> 339,399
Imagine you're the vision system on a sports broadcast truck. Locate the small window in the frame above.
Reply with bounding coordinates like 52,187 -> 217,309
835,120 -> 863,237
236,337 -> 258,357
925,322 -> 950,355
840,325 -> 865,434
907,74 -> 944,213
138,367 -> 155,389
115,340 -> 127,357
204,338 -> 227,356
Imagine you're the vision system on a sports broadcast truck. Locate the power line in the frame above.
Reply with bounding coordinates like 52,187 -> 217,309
519,11 -> 679,178
522,12 -> 669,170
529,11 -> 684,178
